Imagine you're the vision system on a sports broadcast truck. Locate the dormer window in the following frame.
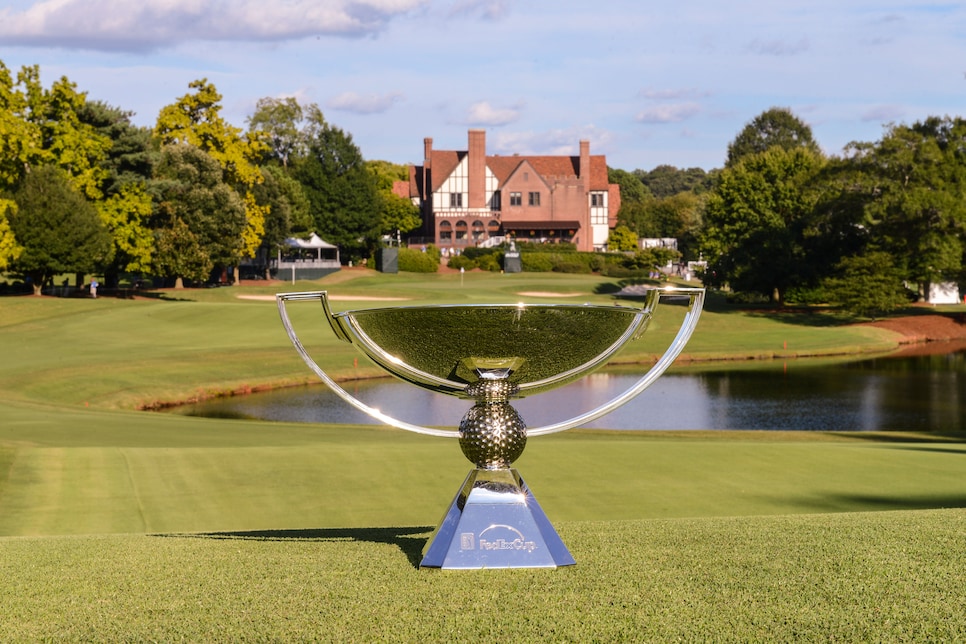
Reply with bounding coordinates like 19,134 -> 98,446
450,193 -> 463,208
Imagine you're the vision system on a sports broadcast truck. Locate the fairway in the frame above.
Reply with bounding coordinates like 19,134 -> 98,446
2,271 -> 965,640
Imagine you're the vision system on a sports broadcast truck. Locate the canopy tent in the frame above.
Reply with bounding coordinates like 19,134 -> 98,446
283,233 -> 339,261
274,233 -> 341,281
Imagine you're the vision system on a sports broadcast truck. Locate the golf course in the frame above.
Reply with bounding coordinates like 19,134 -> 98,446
2,269 -> 965,641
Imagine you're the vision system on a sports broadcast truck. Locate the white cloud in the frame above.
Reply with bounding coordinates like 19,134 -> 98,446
491,126 -> 615,157
635,104 -> 701,124
0,0 -> 428,52
327,91 -> 404,114
464,101 -> 521,126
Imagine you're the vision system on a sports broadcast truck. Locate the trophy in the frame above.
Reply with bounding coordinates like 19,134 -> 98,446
277,287 -> 704,569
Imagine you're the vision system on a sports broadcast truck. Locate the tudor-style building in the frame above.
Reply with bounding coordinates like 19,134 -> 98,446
394,129 -> 621,252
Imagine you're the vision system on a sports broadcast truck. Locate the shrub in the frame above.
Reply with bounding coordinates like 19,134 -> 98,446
446,254 -> 477,271
398,247 -> 439,272
477,254 -> 503,272
521,253 -> 554,272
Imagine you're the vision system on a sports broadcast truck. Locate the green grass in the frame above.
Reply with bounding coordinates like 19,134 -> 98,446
2,511 -> 965,641
2,271 -> 965,640
0,270 -> 900,410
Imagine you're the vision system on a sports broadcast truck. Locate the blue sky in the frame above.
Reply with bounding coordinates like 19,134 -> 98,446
0,0 -> 963,171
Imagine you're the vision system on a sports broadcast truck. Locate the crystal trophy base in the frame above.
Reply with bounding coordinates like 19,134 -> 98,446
421,468 -> 575,569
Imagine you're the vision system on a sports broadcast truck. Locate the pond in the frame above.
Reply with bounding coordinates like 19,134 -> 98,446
167,343 -> 966,432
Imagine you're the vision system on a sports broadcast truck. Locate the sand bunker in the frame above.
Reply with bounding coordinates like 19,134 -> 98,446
237,294 -> 410,302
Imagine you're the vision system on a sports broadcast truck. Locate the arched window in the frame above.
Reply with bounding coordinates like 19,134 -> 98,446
487,219 -> 501,234
455,220 -> 468,241
472,220 -> 485,240
438,220 -> 452,241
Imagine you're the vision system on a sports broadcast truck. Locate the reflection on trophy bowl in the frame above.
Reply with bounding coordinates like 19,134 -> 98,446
277,288 -> 704,569
329,302 -> 651,397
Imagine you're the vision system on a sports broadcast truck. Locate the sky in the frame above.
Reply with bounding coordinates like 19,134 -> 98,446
0,0 -> 964,171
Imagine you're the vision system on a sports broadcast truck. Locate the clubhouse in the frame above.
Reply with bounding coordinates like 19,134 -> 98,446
395,129 -> 621,253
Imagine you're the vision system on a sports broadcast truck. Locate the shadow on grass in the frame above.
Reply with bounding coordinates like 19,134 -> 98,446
158,526 -> 434,568
792,492 -> 966,513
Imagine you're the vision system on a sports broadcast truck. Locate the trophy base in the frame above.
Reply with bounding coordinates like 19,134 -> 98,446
420,468 -> 576,569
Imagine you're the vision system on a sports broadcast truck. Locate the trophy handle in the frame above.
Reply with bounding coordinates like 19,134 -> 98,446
526,287 -> 704,436
277,287 -> 704,438
277,292 -> 458,438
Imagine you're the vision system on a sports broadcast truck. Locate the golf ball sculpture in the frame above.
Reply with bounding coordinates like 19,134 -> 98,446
277,287 -> 704,569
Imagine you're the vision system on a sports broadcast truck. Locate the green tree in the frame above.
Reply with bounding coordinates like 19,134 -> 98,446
607,225 -> 638,251
839,117 -> 966,300
77,101 -> 157,284
153,216 -> 211,288
246,96 -> 310,168
152,145 -> 246,287
155,79 -> 268,261
9,165 -> 112,295
16,65 -> 110,199
608,168 -> 651,204
252,164 -> 313,277
701,146 -> 825,303
633,165 -> 712,198
77,100 -> 156,196
98,183 -> 154,276
366,160 -> 422,236
822,252 -> 910,319
294,122 -> 380,261
0,198 -> 23,271
0,62 -> 43,189
726,107 -> 820,168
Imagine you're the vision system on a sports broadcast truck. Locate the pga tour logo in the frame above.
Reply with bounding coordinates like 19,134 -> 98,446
460,525 -> 538,553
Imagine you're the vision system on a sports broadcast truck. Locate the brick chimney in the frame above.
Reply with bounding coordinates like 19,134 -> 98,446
468,129 -> 486,209
423,137 -> 433,200
579,139 -> 590,189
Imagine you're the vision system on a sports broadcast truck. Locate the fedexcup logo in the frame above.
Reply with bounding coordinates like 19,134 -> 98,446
460,524 -> 537,553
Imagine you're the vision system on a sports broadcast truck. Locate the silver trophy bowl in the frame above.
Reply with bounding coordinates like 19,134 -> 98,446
277,287 -> 704,569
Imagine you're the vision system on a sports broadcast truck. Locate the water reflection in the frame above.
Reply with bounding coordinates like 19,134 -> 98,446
168,348 -> 965,432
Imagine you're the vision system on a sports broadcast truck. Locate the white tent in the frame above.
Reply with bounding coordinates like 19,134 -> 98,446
283,232 -> 339,260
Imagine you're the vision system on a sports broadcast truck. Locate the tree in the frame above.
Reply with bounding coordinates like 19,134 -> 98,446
294,122 -> 380,261
701,146 -> 825,303
156,79 -> 268,261
77,101 -> 157,284
77,100 -> 156,196
607,225 -> 638,251
822,252 -> 910,319
152,145 -> 246,287
246,96 -> 310,168
0,62 -> 43,189
633,165 -> 712,198
608,168 -> 651,204
16,65 -> 111,199
726,107 -> 820,168
366,160 -> 421,236
9,165 -> 112,295
0,199 -> 23,271
838,117 -> 966,300
250,165 -> 313,277
98,183 -> 154,276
